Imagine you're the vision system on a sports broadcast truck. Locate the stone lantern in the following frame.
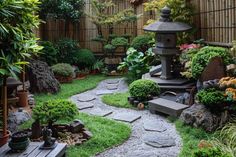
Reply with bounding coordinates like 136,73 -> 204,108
144,6 -> 192,80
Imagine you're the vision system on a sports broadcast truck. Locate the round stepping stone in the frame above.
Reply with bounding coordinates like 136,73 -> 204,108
96,90 -> 113,96
144,135 -> 176,148
106,84 -> 118,90
77,94 -> 96,102
143,120 -> 167,132
105,79 -> 120,84
77,102 -> 94,110
112,112 -> 141,123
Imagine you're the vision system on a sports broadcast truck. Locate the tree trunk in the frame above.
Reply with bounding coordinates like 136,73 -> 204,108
2,76 -> 7,136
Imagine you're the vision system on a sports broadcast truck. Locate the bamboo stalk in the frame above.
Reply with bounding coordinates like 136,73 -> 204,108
2,77 -> 7,136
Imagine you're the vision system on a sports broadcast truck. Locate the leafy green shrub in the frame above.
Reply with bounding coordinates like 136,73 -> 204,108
118,48 -> 155,83
193,148 -> 231,157
75,49 -> 96,69
191,46 -> 232,79
129,79 -> 160,100
131,35 -> 153,52
56,38 -> 80,64
51,63 -> 73,77
197,88 -> 225,109
39,41 -> 58,66
111,37 -> 129,47
104,44 -> 116,55
40,0 -> 85,20
32,99 -> 77,125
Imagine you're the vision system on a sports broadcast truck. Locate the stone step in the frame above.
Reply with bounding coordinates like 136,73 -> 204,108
148,98 -> 189,117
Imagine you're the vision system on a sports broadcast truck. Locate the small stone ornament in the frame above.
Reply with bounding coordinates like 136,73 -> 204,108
40,127 -> 57,149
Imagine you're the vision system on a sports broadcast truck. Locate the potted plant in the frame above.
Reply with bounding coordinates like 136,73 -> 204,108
0,0 -> 41,146
91,59 -> 105,74
51,63 -> 74,83
32,99 -> 78,137
8,130 -> 31,151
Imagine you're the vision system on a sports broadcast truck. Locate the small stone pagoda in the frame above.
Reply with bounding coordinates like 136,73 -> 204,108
143,6 -> 193,92
143,6 -> 193,117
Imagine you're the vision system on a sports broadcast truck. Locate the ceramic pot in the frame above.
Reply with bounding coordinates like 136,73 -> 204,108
17,90 -> 28,107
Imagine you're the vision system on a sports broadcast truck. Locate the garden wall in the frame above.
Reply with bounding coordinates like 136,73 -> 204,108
35,0 -> 156,54
189,0 -> 236,46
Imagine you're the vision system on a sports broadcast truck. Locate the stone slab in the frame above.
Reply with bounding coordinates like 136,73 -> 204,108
149,65 -> 162,76
106,84 -> 118,90
149,98 -> 189,117
89,108 -> 113,117
105,79 -> 120,84
96,90 -> 114,95
143,120 -> 167,132
77,102 -> 94,110
144,135 -> 176,148
77,94 -> 96,102
112,113 -> 141,123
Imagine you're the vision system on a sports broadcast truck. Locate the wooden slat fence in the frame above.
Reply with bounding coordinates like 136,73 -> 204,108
36,0 -> 155,54
189,0 -> 236,45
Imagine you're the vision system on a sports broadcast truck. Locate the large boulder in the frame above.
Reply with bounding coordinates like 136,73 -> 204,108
180,104 -> 229,132
28,60 -> 60,94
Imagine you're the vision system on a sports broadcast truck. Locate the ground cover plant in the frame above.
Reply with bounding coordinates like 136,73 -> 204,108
22,75 -> 131,157
102,92 -> 133,108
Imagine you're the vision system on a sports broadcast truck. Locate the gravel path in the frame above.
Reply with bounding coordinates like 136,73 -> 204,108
70,78 -> 182,157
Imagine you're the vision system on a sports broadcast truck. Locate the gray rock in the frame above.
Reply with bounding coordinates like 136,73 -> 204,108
105,79 -> 120,84
180,104 -> 229,132
77,94 -> 96,102
112,113 -> 141,123
96,90 -> 113,95
144,135 -> 176,148
77,102 -> 94,110
143,120 -> 167,132
8,109 -> 31,132
106,84 -> 118,90
88,108 -> 113,117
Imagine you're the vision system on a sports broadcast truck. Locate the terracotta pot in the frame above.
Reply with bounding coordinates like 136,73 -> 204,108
17,90 -> 28,107
0,130 -> 11,147
55,75 -> 73,83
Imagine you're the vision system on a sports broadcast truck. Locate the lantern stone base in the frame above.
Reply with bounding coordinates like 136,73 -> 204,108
142,73 -> 195,92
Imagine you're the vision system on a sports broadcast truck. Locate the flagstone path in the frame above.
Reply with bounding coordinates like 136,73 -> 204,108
70,78 -> 182,157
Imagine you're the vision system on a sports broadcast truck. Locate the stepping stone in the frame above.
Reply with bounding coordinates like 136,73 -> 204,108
112,112 -> 141,123
89,108 -> 113,117
77,102 -> 94,110
77,94 -> 96,102
149,98 -> 189,117
105,79 -> 120,84
143,120 -> 167,132
106,84 -> 118,90
96,90 -> 113,95
144,135 -> 176,148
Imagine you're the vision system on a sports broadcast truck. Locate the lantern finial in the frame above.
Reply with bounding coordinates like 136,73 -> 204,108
160,6 -> 172,22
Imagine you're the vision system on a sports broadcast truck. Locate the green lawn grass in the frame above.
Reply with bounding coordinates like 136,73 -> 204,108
174,119 -> 213,157
22,75 -> 131,157
35,75 -> 108,104
101,92 -> 133,109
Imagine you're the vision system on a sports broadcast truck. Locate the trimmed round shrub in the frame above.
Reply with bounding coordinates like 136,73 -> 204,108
191,46 -> 233,79
39,41 -> 58,66
75,49 -> 96,68
197,88 -> 226,110
131,35 -> 153,52
51,63 -> 73,77
129,79 -> 160,100
56,38 -> 80,64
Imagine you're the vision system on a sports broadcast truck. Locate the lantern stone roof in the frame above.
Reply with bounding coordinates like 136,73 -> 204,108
144,6 -> 192,33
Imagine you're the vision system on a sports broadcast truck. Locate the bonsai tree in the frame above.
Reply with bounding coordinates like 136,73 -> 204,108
32,99 -> 78,137
0,0 -> 41,142
88,0 -> 139,55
